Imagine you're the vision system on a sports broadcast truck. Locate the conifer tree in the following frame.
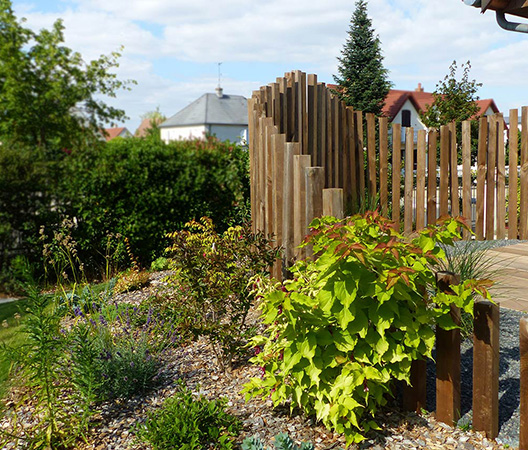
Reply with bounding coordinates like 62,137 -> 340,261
334,0 -> 391,115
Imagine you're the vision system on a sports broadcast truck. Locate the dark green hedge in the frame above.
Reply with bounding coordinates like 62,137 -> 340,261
0,136 -> 250,286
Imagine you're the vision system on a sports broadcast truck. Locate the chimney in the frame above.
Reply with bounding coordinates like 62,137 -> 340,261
215,86 -> 223,98
415,83 -> 424,93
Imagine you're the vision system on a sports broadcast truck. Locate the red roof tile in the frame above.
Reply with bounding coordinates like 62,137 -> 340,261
104,127 -> 128,141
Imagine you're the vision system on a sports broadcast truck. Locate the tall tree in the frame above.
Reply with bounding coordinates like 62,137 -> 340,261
420,61 -> 482,129
334,0 -> 391,115
0,0 -> 132,153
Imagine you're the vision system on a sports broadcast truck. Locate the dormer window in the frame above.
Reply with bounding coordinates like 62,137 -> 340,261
402,109 -> 411,128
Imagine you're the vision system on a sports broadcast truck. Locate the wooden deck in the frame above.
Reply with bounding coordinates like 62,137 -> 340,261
488,242 -> 528,311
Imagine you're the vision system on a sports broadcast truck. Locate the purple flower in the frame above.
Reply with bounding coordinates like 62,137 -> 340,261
73,306 -> 83,317
99,315 -> 107,326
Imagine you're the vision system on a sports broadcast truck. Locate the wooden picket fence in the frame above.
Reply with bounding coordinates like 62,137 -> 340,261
249,70 -> 528,276
248,70 -> 528,447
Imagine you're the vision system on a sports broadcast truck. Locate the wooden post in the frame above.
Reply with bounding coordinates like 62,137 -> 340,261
272,134 -> 285,280
317,83 -> 326,169
248,97 -> 257,232
520,107 -> 528,240
509,109 -> 519,240
355,111 -> 365,207
294,155 -> 312,260
462,121 -> 472,239
427,130 -> 438,226
403,359 -> 427,414
323,188 -> 344,219
334,98 -> 341,188
282,142 -> 301,273
476,116 -> 488,240
392,124 -> 402,229
307,74 -> 318,161
436,271 -> 461,426
486,115 -> 497,240
379,116 -> 389,217
347,107 -> 357,211
496,114 -> 506,240
439,125 -> 450,217
366,113 -> 377,205
305,167 -> 325,258
520,317 -> 528,449
449,122 -> 460,217
416,129 -> 426,231
472,300 -> 500,439
404,127 -> 414,235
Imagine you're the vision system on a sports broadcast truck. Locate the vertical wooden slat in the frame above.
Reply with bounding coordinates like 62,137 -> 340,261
271,82 -> 280,129
333,97 -> 341,188
462,121 -> 472,239
427,130 -> 438,226
317,83 -> 326,169
486,115 -> 497,240
282,142 -> 301,273
416,129 -> 426,231
439,125 -> 450,217
300,72 -> 308,155
307,74 -> 318,160
520,107 -> 528,240
257,116 -> 266,232
265,119 -> 276,239
342,103 -> 351,208
326,91 -> 334,188
323,188 -> 344,219
348,107 -> 358,211
392,124 -> 402,229
366,113 -> 377,205
294,155 -> 312,260
271,133 -> 285,280
436,272 -> 461,426
404,127 -> 414,235
379,117 -> 389,217
520,317 -> 528,450
355,111 -> 365,207
305,167 -> 325,259
248,97 -> 257,231
476,116 -> 488,240
286,82 -> 294,142
509,109 -> 519,240
472,300 -> 500,439
496,114 -> 506,240
449,122 -> 460,217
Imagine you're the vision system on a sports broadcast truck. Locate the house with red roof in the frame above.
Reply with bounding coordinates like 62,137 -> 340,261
328,83 -> 500,131
104,127 -> 132,141
382,83 -> 500,131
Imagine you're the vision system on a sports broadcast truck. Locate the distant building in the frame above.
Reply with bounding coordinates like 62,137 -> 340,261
159,87 -> 248,145
135,117 -> 164,138
104,127 -> 132,141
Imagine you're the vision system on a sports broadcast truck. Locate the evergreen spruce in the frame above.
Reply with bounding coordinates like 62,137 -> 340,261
334,0 -> 391,115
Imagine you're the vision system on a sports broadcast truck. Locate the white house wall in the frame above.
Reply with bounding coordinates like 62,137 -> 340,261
209,125 -> 248,145
161,125 -> 207,143
392,99 -> 427,131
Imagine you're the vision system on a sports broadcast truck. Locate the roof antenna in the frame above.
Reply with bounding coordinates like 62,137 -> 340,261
216,62 -> 223,98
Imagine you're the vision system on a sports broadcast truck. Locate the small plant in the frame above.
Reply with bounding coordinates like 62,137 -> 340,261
136,382 -> 241,450
244,213 -> 491,444
113,268 -> 150,294
151,256 -> 170,272
242,433 -> 314,450
166,217 -> 278,371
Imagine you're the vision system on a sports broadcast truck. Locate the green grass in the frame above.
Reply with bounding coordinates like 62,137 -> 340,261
0,299 -> 28,401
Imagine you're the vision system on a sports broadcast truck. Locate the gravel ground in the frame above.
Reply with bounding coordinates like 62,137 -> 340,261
427,239 -> 528,449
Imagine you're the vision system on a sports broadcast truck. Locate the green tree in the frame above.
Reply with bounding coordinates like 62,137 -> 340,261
137,107 -> 166,140
333,0 -> 391,115
420,61 -> 482,129
0,0 -> 131,153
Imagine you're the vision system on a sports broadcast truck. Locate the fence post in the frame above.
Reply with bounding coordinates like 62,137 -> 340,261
392,124 -> 402,229
508,109 -> 519,240
462,121 -> 472,239
404,127 -> 414,235
294,155 -> 312,260
305,167 -> 325,258
403,359 -> 427,414
323,188 -> 344,219
473,300 -> 500,439
521,317 -> 528,449
476,116 -> 488,240
436,271 -> 461,426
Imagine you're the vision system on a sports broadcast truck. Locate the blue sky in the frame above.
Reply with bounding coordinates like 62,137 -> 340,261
10,0 -> 528,132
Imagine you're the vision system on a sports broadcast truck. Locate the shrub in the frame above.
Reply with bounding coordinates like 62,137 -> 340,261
242,433 -> 315,450
166,217 -> 278,371
243,212 -> 491,444
136,382 -> 241,450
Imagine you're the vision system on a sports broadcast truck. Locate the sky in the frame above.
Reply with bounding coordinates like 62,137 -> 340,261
10,0 -> 528,133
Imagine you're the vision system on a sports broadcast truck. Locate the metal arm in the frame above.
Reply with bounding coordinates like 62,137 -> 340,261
496,10 -> 528,32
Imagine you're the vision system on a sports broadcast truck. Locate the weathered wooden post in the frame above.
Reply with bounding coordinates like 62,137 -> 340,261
322,188 -> 344,219
472,300 -> 500,439
435,271 -> 461,426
